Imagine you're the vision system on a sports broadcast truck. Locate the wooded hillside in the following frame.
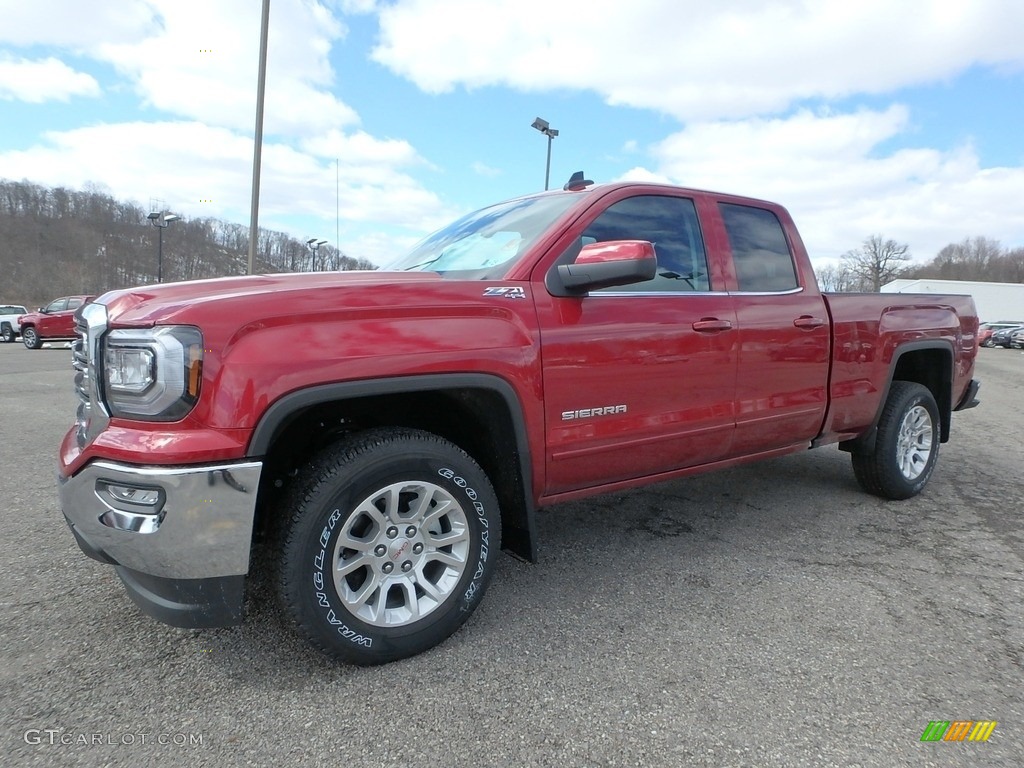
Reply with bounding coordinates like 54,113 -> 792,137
0,179 -> 375,308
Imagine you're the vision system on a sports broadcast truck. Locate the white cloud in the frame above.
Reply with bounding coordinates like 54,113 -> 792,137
372,0 -> 1024,120
471,161 -> 501,177
0,3 -> 156,48
631,108 -> 1024,261
338,0 -> 380,13
301,129 -> 422,167
343,230 -> 421,267
0,55 -> 101,102
0,0 -> 450,262
0,120 -> 452,240
90,0 -> 357,136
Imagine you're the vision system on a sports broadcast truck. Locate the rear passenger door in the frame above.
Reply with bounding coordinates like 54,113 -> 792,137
535,192 -> 738,496
716,202 -> 830,455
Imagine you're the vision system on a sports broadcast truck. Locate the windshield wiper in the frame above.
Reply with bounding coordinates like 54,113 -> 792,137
401,255 -> 443,272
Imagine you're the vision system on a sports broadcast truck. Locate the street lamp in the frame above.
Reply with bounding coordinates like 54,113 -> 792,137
531,117 -> 559,191
147,211 -> 179,283
306,238 -> 328,271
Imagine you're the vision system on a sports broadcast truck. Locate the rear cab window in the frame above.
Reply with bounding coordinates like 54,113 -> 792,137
719,203 -> 799,292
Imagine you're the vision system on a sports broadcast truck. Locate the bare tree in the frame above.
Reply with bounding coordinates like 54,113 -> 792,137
841,234 -> 912,292
902,236 -> 1024,283
817,263 -> 858,292
0,179 -> 377,306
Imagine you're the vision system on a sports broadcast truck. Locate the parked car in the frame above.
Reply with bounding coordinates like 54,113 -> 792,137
1010,328 -> 1024,349
988,324 -> 1024,349
17,296 -> 95,349
979,321 -> 1024,347
0,304 -> 28,343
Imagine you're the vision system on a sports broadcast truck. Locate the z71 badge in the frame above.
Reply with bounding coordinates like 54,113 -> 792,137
483,286 -> 527,299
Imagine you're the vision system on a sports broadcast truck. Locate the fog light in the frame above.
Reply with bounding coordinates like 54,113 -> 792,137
98,481 -> 162,507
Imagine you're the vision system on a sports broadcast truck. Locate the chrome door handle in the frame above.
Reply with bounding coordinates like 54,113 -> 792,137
793,316 -> 826,329
692,319 -> 733,332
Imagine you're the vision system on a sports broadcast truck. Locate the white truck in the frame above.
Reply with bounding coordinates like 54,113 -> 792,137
0,304 -> 27,343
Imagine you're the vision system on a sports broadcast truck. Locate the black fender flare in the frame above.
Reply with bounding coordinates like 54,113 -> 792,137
839,340 -> 954,454
247,373 -> 538,562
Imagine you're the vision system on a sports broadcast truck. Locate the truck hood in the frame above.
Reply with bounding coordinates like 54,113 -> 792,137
98,270 -> 442,327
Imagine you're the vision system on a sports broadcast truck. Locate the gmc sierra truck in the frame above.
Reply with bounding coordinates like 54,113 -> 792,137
59,179 -> 980,665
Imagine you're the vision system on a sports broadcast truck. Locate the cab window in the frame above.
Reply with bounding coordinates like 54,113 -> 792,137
581,195 -> 711,293
720,203 -> 799,292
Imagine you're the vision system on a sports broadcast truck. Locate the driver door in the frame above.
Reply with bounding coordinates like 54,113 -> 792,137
534,192 -> 738,497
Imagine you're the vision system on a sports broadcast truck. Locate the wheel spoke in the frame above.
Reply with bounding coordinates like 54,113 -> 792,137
352,498 -> 388,531
398,581 -> 421,620
409,486 -> 437,522
421,497 -> 453,529
428,526 -> 469,547
336,552 -> 372,577
384,485 -> 405,519
341,570 -> 381,610
338,530 -> 375,553
427,549 -> 466,568
416,573 -> 445,603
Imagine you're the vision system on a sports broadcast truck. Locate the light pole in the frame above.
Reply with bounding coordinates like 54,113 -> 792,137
531,117 -> 559,190
306,238 -> 328,271
147,211 -> 179,283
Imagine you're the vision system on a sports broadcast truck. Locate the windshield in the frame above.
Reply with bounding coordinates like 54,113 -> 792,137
385,193 -> 581,279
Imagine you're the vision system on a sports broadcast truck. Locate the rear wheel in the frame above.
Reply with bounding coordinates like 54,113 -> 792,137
277,428 -> 500,665
22,326 -> 42,349
0,324 -> 14,343
852,381 -> 939,500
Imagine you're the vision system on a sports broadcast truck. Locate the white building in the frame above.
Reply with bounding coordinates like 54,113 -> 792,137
881,279 -> 1024,324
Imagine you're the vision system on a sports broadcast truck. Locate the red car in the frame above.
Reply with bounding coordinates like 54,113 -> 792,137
18,295 -> 95,349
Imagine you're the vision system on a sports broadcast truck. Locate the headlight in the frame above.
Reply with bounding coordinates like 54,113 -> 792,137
103,327 -> 203,420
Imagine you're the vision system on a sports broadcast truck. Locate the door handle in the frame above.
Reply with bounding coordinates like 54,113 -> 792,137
692,319 -> 733,332
793,316 -> 826,329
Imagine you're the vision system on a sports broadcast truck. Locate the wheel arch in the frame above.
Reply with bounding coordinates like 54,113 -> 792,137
249,373 -> 538,562
840,341 -> 954,454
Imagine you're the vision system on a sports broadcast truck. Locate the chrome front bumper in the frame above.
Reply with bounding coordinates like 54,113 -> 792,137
60,459 -> 263,627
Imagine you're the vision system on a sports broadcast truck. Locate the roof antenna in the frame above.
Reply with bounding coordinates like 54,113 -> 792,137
563,171 -> 594,191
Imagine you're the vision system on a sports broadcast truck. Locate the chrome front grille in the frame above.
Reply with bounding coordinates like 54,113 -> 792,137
72,303 -> 110,448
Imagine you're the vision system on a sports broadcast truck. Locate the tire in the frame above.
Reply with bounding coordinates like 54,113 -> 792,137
851,381 -> 940,500
277,428 -> 501,665
22,326 -> 42,349
0,324 -> 13,343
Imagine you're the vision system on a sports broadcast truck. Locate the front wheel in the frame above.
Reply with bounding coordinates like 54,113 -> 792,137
0,324 -> 14,343
21,326 -> 42,349
277,428 -> 501,665
852,381 -> 940,500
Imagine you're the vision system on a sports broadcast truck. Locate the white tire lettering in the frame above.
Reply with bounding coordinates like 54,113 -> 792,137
311,508 -> 373,648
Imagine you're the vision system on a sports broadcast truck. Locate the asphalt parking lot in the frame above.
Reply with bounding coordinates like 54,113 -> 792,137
1,344 -> 1021,767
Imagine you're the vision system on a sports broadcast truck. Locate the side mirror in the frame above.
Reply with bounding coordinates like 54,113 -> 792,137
550,240 -> 657,295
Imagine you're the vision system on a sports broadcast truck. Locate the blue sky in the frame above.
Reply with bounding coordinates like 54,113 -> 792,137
2,0 -> 1023,268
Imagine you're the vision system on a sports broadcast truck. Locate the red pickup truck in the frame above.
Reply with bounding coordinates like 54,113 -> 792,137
19,295 -> 95,349
59,180 -> 979,665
